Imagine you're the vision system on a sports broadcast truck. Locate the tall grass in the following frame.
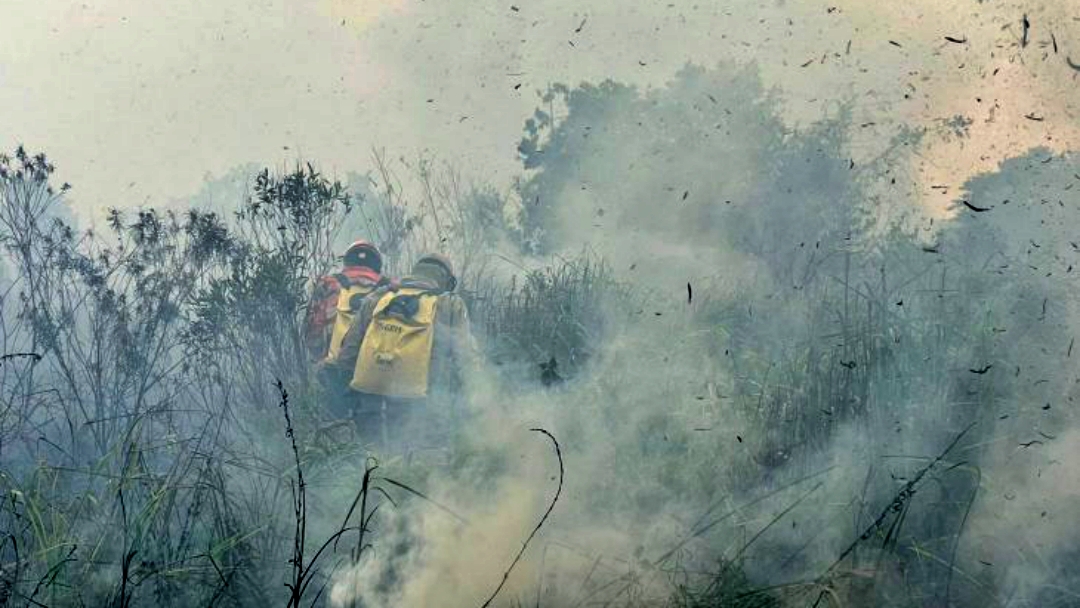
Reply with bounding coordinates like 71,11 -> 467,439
0,123 -> 1074,607
471,252 -> 633,382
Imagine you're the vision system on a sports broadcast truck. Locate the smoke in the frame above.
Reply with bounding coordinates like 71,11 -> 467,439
9,0 -> 1080,231
964,426 -> 1080,604
320,57 -> 1080,607
6,3 -> 1080,604
329,477 -> 546,608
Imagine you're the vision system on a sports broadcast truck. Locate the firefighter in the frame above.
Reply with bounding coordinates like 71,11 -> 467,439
305,240 -> 389,416
336,253 -> 479,453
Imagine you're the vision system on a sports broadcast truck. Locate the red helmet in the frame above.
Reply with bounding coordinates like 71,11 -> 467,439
342,240 -> 383,272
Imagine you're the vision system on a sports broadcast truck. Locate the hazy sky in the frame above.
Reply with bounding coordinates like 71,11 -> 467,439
2,0 -> 1077,223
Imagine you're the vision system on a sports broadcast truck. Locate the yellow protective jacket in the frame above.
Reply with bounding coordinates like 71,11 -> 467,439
323,279 -> 380,364
337,278 -> 480,398
308,266 -> 383,363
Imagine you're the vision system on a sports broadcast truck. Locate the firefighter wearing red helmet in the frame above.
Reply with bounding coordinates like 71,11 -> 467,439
303,240 -> 390,362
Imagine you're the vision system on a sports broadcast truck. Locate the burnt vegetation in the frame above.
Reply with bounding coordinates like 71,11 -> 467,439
1,61 -> 1079,607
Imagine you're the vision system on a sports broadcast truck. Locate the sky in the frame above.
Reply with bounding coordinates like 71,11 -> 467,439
2,0 -> 1078,224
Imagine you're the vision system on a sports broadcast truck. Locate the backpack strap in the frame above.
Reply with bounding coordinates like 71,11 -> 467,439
332,272 -> 352,289
376,288 -> 437,319
388,288 -> 439,302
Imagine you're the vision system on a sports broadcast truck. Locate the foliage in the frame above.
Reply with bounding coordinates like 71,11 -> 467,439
0,151 -> 366,607
510,66 -> 1080,606
1,61 -> 1078,608
471,252 -> 633,382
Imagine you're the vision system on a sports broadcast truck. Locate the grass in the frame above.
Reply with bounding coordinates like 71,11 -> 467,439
0,145 -> 1073,607
470,251 -> 633,383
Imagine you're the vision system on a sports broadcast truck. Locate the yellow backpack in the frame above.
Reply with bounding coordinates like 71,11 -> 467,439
350,288 -> 439,398
324,282 -> 378,363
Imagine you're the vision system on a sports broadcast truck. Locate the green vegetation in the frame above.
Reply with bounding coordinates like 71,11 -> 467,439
2,61 -> 1078,607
